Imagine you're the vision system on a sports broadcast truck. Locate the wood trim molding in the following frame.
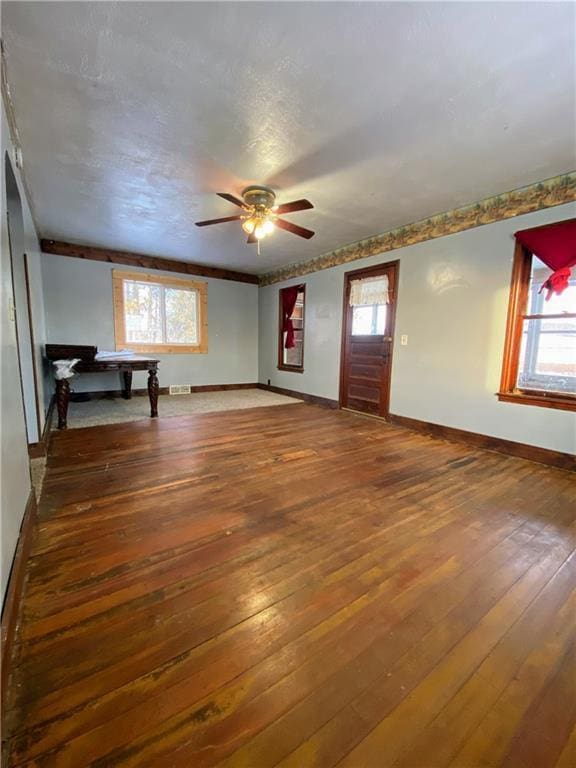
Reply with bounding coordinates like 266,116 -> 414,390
27,395 -> 55,459
41,239 -> 260,285
499,241 -> 532,394
260,173 -> 576,285
387,413 -> 575,471
27,442 -> 45,459
112,269 -> 208,290
1,490 -> 38,717
78,383 -> 260,399
112,269 -> 208,354
496,391 -> 576,412
23,254 -> 42,439
258,383 -> 338,409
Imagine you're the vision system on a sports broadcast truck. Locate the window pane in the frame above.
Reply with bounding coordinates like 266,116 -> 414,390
376,304 -> 387,334
283,334 -> 303,367
517,317 -> 576,394
352,306 -> 372,335
165,288 -> 198,344
282,289 -> 304,368
527,255 -> 576,315
124,281 -> 162,343
352,304 -> 387,335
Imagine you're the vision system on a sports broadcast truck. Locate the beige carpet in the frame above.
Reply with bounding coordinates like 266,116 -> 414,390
30,456 -> 47,499
64,388 -> 301,429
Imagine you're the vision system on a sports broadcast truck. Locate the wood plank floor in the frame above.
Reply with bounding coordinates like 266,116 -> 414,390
3,403 -> 576,767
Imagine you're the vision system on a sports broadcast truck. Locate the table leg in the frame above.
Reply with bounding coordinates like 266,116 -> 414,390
148,367 -> 159,417
122,370 -> 133,399
56,379 -> 70,429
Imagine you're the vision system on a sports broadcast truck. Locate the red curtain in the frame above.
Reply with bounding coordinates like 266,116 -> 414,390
281,287 -> 299,348
515,218 -> 576,300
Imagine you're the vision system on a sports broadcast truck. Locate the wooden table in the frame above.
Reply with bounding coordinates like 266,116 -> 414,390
54,356 -> 160,429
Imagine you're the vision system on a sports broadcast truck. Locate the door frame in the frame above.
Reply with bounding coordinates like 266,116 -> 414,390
338,259 -> 400,418
6,211 -> 31,441
23,253 -> 43,439
5,154 -> 43,444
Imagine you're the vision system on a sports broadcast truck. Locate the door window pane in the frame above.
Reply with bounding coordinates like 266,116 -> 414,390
352,306 -> 372,335
352,304 -> 387,335
376,304 -> 387,334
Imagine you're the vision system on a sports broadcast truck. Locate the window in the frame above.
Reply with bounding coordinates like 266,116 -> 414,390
498,243 -> 575,411
113,270 -> 207,354
350,275 -> 389,335
278,285 -> 305,371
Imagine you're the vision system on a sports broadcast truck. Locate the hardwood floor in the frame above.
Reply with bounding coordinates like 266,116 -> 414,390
3,403 -> 575,767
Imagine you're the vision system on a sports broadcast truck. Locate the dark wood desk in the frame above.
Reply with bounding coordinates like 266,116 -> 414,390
55,356 -> 160,429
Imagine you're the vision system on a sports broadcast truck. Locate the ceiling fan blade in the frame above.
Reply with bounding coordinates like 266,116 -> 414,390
195,215 -> 242,227
275,199 -> 314,215
217,192 -> 246,208
275,218 -> 315,239
247,231 -> 257,244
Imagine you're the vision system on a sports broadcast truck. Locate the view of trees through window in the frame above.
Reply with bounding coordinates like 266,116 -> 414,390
124,280 -> 198,346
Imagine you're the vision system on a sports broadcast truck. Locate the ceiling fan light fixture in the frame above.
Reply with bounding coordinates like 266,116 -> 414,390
254,222 -> 267,240
243,212 -> 275,240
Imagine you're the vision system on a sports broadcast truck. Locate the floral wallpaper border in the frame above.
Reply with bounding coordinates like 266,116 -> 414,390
260,173 -> 576,286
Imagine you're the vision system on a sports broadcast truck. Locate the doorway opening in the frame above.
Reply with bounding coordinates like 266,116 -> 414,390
339,260 -> 399,418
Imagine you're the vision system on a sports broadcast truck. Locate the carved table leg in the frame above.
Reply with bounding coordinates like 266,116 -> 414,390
148,367 -> 159,418
56,378 -> 70,429
122,369 -> 133,399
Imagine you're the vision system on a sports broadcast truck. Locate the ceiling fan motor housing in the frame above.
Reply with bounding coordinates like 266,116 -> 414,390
242,185 -> 276,211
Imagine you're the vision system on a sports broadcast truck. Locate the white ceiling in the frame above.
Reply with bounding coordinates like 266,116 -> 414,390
3,2 -> 575,275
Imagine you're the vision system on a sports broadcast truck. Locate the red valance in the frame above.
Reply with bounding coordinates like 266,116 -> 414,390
281,286 -> 299,349
515,218 -> 576,299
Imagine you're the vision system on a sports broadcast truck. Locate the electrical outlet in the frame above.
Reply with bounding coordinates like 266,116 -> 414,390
8,297 -> 15,322
401,334 -> 408,346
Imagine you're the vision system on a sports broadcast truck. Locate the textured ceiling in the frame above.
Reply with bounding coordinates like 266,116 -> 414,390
2,1 -> 575,274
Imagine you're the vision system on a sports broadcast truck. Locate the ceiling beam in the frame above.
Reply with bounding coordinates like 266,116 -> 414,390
40,240 -> 260,285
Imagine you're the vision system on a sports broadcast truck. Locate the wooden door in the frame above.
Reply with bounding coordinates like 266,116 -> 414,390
339,261 -> 399,417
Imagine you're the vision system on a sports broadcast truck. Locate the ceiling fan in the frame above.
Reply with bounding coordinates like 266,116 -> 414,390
195,185 -> 315,245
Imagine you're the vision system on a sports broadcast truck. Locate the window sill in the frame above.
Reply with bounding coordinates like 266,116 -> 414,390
277,365 -> 304,374
497,391 -> 576,412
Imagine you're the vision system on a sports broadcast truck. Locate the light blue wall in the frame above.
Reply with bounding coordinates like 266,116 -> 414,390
1,100 -> 42,604
259,202 -> 576,455
41,254 -> 259,392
